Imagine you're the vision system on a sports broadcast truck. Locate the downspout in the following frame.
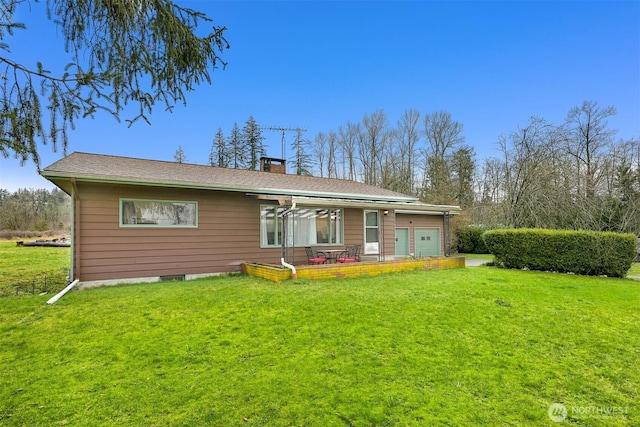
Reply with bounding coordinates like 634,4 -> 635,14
50,179 -> 81,304
46,279 -> 80,305
70,178 -> 79,281
280,202 -> 297,279
281,257 -> 297,280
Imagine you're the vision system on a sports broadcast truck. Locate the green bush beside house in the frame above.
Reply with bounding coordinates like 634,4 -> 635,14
455,226 -> 489,254
483,228 -> 636,278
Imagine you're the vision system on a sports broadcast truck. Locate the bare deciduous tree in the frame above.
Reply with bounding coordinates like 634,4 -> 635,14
421,111 -> 465,204
311,132 -> 327,177
395,108 -> 421,194
498,117 -> 561,228
360,109 -> 389,186
337,122 -> 359,181
327,130 -> 338,179
565,101 -> 617,199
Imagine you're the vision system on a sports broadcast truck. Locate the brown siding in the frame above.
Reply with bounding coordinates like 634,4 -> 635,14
72,182 -> 446,282
381,210 -> 396,259
394,213 -> 445,255
75,182 -> 285,282
343,208 -> 363,246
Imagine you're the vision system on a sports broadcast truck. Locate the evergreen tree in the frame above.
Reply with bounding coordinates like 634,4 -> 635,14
450,146 -> 476,208
227,123 -> 244,169
290,129 -> 312,175
209,128 -> 228,167
242,116 -> 265,170
1,0 -> 228,168
173,145 -> 187,163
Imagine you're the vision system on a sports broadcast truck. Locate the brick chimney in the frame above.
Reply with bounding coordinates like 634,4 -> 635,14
260,157 -> 287,174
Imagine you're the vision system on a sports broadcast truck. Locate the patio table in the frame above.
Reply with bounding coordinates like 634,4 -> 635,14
318,249 -> 346,263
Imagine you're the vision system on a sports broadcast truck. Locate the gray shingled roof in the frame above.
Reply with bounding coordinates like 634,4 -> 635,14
41,152 -> 418,202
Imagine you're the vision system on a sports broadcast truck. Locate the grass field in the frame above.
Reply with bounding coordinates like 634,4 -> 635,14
1,267 -> 638,426
0,241 -> 70,297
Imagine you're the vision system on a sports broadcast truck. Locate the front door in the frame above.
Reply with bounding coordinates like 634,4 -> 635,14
395,228 -> 409,256
414,228 -> 440,257
364,210 -> 379,254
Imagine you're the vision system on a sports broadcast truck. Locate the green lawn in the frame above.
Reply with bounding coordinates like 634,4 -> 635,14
0,241 -> 70,297
1,268 -> 638,426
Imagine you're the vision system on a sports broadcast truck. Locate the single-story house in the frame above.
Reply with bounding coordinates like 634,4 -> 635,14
41,152 -> 461,286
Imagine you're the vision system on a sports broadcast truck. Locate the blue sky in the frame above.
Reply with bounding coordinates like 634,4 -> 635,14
1,0 -> 639,191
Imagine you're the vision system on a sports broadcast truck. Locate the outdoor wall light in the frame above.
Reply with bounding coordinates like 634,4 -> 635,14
383,210 -> 389,216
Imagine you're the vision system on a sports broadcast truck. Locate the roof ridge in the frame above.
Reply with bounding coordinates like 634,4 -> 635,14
43,151 -> 421,202
62,151 -> 412,191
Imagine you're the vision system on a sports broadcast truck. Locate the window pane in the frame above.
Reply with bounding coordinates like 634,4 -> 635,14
261,207 -> 278,245
366,228 -> 379,243
330,209 -> 341,244
292,208 -> 317,246
261,206 -> 343,247
365,211 -> 378,227
315,210 -> 329,243
121,200 -> 197,227
122,201 -> 136,224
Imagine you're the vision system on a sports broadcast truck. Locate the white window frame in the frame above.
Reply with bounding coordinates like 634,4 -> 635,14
364,210 -> 380,254
119,198 -> 198,228
260,205 -> 344,248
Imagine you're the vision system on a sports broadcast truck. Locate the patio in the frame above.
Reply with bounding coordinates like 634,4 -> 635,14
241,256 -> 465,282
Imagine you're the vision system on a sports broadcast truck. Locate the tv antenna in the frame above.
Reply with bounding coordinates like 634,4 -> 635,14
261,126 -> 307,160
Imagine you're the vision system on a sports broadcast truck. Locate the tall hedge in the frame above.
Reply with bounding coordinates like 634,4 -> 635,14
482,229 -> 637,278
455,226 -> 489,254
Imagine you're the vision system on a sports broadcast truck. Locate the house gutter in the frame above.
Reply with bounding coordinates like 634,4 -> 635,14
290,196 -> 461,213
41,172 -> 417,204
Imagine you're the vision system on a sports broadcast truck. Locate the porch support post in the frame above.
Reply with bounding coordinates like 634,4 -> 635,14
280,206 -> 295,265
443,211 -> 451,256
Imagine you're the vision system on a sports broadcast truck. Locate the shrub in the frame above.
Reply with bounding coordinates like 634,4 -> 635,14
455,226 -> 489,254
483,229 -> 637,278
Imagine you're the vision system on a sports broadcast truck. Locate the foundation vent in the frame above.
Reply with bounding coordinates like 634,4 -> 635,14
160,274 -> 186,282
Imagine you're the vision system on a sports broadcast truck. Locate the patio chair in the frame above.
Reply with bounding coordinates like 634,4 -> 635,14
337,244 -> 361,263
305,247 -> 327,265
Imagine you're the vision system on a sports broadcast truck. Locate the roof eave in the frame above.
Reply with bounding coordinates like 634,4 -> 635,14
40,172 -> 419,203
289,196 -> 461,212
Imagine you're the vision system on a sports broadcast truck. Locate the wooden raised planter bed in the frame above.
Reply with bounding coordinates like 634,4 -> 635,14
241,257 -> 465,282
